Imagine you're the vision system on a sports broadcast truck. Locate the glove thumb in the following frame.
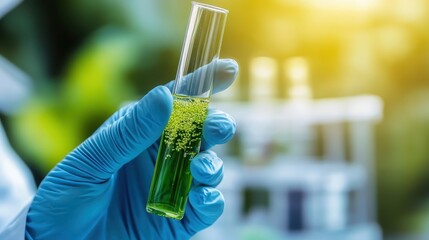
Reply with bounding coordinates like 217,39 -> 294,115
65,86 -> 172,181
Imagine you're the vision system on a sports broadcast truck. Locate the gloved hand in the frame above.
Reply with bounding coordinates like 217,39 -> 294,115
25,59 -> 238,240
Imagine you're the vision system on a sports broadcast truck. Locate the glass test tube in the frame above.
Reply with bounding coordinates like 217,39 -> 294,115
146,2 -> 228,220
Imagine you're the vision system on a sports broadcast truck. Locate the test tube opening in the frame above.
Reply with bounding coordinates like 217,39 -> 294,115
192,1 -> 229,14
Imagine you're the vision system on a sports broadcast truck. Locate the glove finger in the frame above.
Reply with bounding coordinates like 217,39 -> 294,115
183,187 -> 224,235
201,108 -> 236,151
165,58 -> 238,94
190,150 -> 223,187
66,86 -> 172,182
95,59 -> 237,142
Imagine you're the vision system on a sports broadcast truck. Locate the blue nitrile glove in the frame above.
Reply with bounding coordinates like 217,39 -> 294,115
25,59 -> 238,240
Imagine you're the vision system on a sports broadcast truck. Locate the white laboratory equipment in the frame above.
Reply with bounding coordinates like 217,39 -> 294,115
193,94 -> 383,240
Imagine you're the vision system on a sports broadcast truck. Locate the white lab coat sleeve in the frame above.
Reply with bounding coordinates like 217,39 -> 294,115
0,201 -> 31,240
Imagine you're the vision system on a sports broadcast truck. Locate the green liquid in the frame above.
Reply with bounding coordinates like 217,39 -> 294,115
146,94 -> 209,220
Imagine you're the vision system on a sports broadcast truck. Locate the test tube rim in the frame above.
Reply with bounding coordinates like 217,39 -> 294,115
192,1 -> 229,14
